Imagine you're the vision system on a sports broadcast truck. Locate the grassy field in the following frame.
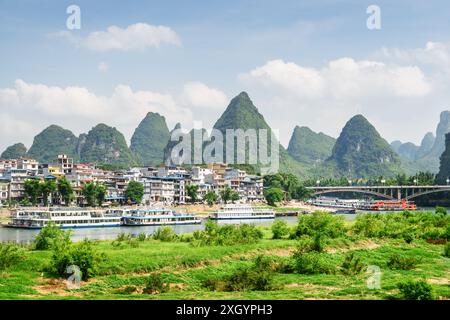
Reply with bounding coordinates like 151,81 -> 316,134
0,219 -> 449,300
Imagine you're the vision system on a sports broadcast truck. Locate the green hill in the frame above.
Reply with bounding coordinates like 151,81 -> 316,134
287,126 -> 335,165
212,92 -> 307,176
437,133 -> 450,184
27,125 -> 79,163
325,114 -> 401,178
130,112 -> 170,166
0,143 -> 27,159
79,124 -> 138,167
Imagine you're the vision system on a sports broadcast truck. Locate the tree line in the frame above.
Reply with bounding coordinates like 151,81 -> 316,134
21,177 -> 144,207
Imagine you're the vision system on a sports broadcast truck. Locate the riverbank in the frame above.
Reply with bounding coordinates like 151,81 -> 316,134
0,226 -> 449,300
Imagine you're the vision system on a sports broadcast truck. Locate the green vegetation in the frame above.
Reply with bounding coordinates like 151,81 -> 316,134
0,211 -> 449,300
49,230 -> 104,281
130,112 -> 170,166
23,179 -> 41,205
0,243 -> 25,270
57,176 -> 74,206
352,211 -> 449,241
271,219 -> 290,239
211,91 -> 306,177
152,227 -> 178,242
324,114 -> 402,178
81,181 -> 108,207
397,280 -> 434,300
0,142 -> 27,159
204,191 -> 219,206
143,273 -> 169,294
191,221 -> 263,246
219,186 -> 239,204
33,222 -> 66,250
387,254 -> 419,270
264,187 -> 284,206
204,256 -> 277,292
287,126 -> 335,165
27,125 -> 79,162
186,184 -> 199,203
124,181 -> 144,204
79,123 -> 139,167
264,173 -> 313,201
40,180 -> 56,207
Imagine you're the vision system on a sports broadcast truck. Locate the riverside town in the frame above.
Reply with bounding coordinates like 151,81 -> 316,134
0,0 -> 449,308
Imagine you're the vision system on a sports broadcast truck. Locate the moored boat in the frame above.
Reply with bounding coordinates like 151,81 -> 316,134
6,207 -> 122,229
209,204 -> 275,220
120,208 -> 202,226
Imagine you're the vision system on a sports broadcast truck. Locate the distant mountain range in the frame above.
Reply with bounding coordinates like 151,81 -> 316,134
1,91 -> 449,178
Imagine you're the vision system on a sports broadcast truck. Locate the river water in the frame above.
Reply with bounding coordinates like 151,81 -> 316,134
0,207 -> 440,244
0,217 -> 300,243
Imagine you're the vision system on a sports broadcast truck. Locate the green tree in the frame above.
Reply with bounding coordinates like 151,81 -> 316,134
264,187 -> 284,206
81,181 -> 97,207
40,180 -> 56,206
220,186 -> 233,204
186,184 -> 199,203
271,219 -> 289,239
95,183 -> 107,206
204,191 -> 218,206
294,184 -> 314,201
24,179 -> 41,205
125,181 -> 144,204
230,191 -> 240,203
57,177 -> 74,206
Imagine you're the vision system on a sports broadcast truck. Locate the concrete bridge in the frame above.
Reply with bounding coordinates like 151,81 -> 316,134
307,185 -> 450,200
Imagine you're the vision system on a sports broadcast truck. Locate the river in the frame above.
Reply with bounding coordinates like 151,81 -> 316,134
0,217 -> 300,243
0,207 -> 441,243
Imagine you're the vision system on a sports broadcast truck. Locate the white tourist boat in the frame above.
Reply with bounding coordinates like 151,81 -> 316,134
209,204 -> 275,220
6,208 -> 122,229
120,208 -> 202,226
307,197 -> 361,209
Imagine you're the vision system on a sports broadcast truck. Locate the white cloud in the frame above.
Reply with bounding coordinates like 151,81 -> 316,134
98,62 -> 109,72
181,82 -> 228,109
240,58 -> 431,100
377,41 -> 450,70
0,80 -> 193,152
82,23 -> 181,51
239,55 -> 440,146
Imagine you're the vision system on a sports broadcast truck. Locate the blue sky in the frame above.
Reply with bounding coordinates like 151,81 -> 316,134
1,0 -> 450,151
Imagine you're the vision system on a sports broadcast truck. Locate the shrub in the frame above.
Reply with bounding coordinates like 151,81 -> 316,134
435,206 -> 447,216
271,219 -> 290,239
443,243 -> 450,258
352,211 -> 450,241
397,280 -> 433,300
50,235 -> 104,281
152,226 -> 178,242
387,254 -> 419,270
296,236 -> 323,253
340,252 -> 365,275
292,252 -> 334,275
112,233 -> 140,248
137,233 -> 147,241
292,211 -> 346,240
70,240 -> 105,280
192,221 -> 263,246
0,243 -> 26,270
33,222 -> 65,250
142,273 -> 169,294
206,256 -> 277,292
